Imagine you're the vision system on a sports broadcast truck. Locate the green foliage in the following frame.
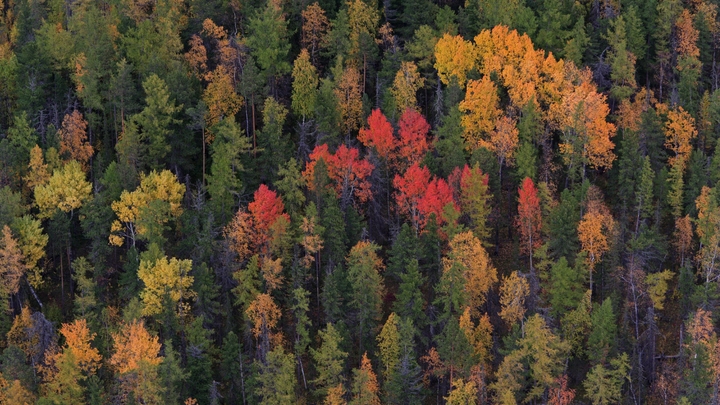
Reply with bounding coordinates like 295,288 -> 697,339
587,298 -> 617,365
311,323 -> 348,397
208,117 -> 251,223
548,256 -> 586,316
583,353 -> 630,405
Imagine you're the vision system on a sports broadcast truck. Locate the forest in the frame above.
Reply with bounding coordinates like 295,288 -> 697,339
2,0 -> 720,403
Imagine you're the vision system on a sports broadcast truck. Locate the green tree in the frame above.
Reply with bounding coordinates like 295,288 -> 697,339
207,117 -> 251,224
158,342 -> 186,405
257,97 -> 291,183
605,16 -> 636,101
392,259 -> 427,336
548,256 -> 586,317
583,353 -> 630,405
118,74 -> 182,172
247,3 -> 292,94
38,350 -> 86,405
292,49 -> 319,121
255,347 -> 298,405
587,298 -> 617,365
311,323 -> 348,398
346,241 -> 385,354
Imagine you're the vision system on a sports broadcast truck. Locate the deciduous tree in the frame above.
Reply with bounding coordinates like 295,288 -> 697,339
35,161 -> 92,219
516,177 -> 542,271
58,111 -> 93,171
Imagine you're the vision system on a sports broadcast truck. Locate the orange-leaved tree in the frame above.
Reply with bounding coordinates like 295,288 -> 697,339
58,110 -> 93,171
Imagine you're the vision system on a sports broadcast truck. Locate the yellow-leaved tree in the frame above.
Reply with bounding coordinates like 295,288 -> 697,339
391,61 -> 425,114
34,160 -> 92,219
137,254 -> 194,317
459,76 -> 501,151
109,170 -> 185,248
434,34 -> 476,87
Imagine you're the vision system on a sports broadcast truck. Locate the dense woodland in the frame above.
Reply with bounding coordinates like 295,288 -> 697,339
5,0 -> 720,403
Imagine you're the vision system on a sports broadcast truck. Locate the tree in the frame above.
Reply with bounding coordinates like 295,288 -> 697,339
109,321 -> 162,375
350,353 -> 381,405
492,314 -> 568,403
325,384 -> 347,405
445,379 -> 478,405
202,66 -> 243,130
587,298 -> 617,365
434,34 -> 476,87
109,170 -> 185,248
311,323 -> 348,397
346,241 -> 384,353
515,177 -> 541,271
0,225 -> 25,300
459,164 -> 492,243
12,215 -> 47,289
329,144 -> 375,208
358,109 -> 395,161
499,272 -> 529,327
24,145 -> 50,190
255,347 -> 297,404
557,75 -> 616,177
397,109 -> 431,170
207,117 -> 251,223
394,163 -> 431,233
548,257 -> 585,316
119,74 -> 181,171
391,62 -> 425,113
335,65 -> 364,135
35,161 -> 92,219
605,16 -> 637,100
58,111 -> 93,171
292,49 -> 319,121
442,232 -> 497,315
247,2 -> 291,92
577,206 -> 614,292
257,97 -> 291,182
246,293 -> 282,362
694,186 -> 720,286
55,319 -> 102,375
248,184 -> 291,255
137,254 -> 194,317
459,77 -> 500,152
377,313 -> 401,386
675,10 -> 702,111
392,259 -> 426,333
347,0 -> 379,87
664,107 -> 697,169
488,116 -> 519,180
38,350 -> 86,405
301,3 -> 330,65
583,353 -> 630,405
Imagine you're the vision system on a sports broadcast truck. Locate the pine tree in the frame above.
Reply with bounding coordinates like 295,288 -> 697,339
38,350 -> 86,405
311,323 -> 348,398
255,347 -> 297,405
392,259 -> 427,335
346,241 -> 384,354
587,298 -> 617,365
207,117 -> 251,224
349,353 -> 381,405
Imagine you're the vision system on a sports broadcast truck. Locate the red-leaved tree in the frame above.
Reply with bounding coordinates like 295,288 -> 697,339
397,109 -> 430,170
515,177 -> 542,272
358,109 -> 395,160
